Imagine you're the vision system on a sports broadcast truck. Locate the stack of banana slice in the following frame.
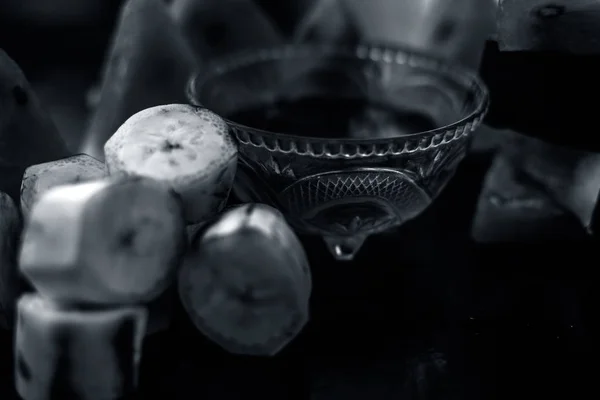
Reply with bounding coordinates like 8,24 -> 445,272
0,0 -> 313,398
8,95 -> 311,399
0,5 -> 313,400
16,170 -> 187,400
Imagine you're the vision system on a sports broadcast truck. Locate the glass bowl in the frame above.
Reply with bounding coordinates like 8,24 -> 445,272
187,43 -> 489,260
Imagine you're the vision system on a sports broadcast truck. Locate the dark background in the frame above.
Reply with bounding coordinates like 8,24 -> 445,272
1,1 -> 598,399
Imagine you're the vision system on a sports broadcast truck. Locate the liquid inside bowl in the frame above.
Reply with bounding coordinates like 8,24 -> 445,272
189,44 -> 484,144
225,95 -> 445,140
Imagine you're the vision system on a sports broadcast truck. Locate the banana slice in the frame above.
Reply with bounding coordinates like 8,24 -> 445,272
0,191 -> 22,330
80,0 -> 198,161
104,104 -> 238,224
19,176 -> 186,306
178,203 -> 311,356
20,154 -> 106,218
15,294 -> 147,400
0,50 -> 71,200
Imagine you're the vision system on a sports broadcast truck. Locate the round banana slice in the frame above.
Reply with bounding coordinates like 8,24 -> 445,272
104,104 -> 237,224
0,191 -> 22,330
19,176 -> 186,306
20,154 -> 106,218
178,203 -> 311,356
15,294 -> 147,400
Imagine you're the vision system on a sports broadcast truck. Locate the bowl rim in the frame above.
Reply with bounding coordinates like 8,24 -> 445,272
187,42 -> 490,159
